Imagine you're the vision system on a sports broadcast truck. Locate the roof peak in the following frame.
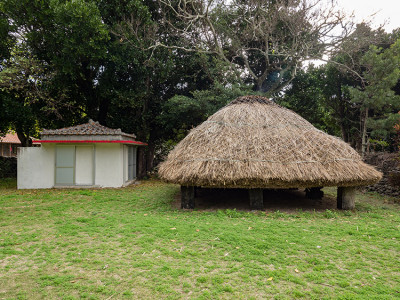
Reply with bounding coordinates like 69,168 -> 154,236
41,120 -> 136,139
228,95 -> 275,106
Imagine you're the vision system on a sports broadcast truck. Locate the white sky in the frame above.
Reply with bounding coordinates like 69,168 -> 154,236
336,0 -> 400,32
305,0 -> 400,66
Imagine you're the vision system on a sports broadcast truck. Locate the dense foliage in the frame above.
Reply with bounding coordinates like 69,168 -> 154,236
281,28 -> 400,154
0,0 -> 399,175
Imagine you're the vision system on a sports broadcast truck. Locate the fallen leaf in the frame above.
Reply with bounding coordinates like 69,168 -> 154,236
170,239 -> 176,242
196,229 -> 200,232
267,277 -> 273,281
144,214 -> 148,216
248,227 -> 252,230
295,269 -> 299,273
170,227 -> 176,230
235,247 -> 240,249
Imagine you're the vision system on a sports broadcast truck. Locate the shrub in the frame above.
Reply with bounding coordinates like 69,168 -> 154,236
394,112 -> 400,152
0,157 -> 17,178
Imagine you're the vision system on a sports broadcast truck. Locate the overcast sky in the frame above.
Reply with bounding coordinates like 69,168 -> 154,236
336,0 -> 400,32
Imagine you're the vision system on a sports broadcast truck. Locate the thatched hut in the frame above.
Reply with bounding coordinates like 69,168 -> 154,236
159,96 -> 382,210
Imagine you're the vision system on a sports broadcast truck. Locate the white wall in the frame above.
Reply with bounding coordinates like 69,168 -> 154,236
18,145 -> 55,189
123,145 -> 128,182
94,144 -> 124,187
18,143 -> 131,189
75,145 -> 94,185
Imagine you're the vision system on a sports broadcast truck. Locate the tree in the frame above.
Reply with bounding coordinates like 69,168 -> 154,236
394,112 -> 400,151
349,39 -> 400,156
290,25 -> 399,152
277,65 -> 339,135
1,0 -> 110,122
133,0 -> 356,93
319,63 -> 360,145
160,83 -> 252,137
1,0 -> 221,174
0,45 -> 72,145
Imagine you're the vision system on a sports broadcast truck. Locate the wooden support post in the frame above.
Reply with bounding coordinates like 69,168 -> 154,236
249,189 -> 264,210
181,185 -> 195,209
194,186 -> 201,197
337,187 -> 356,210
305,187 -> 324,199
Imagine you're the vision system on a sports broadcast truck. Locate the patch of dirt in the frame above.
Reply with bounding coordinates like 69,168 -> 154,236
172,188 -> 337,213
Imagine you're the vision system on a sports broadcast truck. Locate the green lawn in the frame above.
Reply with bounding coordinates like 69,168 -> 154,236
0,179 -> 399,299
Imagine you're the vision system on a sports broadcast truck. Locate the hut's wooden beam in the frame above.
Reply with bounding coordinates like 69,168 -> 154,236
337,187 -> 356,210
249,189 -> 264,210
181,185 -> 195,209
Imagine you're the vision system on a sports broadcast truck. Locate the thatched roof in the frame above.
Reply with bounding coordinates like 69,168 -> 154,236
159,95 -> 382,188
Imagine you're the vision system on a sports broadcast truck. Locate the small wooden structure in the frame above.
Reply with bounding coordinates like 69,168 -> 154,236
159,96 -> 382,210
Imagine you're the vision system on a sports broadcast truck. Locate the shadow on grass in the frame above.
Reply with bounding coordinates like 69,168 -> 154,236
172,187 -> 338,212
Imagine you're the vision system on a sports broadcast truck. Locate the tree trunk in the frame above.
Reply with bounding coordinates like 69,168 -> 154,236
16,130 -> 31,147
337,81 -> 349,143
136,142 -> 156,179
361,107 -> 369,157
340,122 -> 348,143
146,142 -> 156,173
137,147 -> 147,179
80,61 -> 98,119
255,79 -> 263,92
98,96 -> 111,125
136,75 -> 153,178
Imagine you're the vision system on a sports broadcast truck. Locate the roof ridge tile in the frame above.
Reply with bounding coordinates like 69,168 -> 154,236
41,120 -> 136,139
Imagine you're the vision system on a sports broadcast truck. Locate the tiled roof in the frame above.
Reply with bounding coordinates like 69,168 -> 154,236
41,120 -> 136,139
0,133 -> 21,144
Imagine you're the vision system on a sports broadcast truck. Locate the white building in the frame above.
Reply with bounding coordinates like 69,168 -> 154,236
18,120 -> 146,189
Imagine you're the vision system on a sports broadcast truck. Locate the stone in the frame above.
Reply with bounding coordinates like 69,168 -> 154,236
337,187 -> 356,210
181,185 -> 195,209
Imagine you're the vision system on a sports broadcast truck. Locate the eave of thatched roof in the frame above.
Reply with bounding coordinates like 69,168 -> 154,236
159,96 -> 382,188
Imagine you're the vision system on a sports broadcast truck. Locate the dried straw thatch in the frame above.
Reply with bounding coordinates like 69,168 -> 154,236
159,95 -> 382,188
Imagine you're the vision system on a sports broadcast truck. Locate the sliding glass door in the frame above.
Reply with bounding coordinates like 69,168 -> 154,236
55,145 -> 94,186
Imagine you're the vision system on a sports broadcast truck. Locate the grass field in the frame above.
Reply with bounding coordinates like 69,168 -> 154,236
0,179 -> 400,299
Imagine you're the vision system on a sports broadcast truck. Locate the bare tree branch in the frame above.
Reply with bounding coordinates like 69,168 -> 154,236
114,0 -> 367,92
